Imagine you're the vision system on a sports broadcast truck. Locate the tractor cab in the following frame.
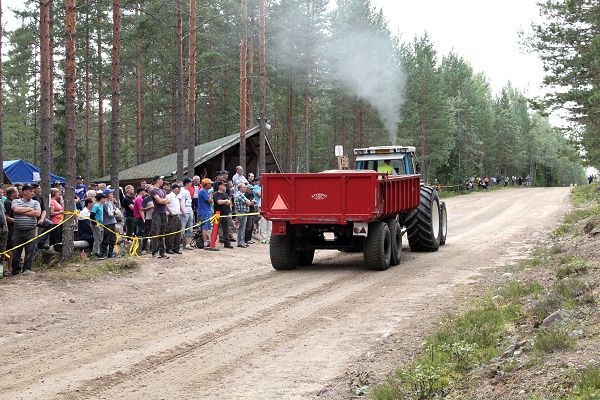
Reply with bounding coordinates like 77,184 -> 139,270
354,146 -> 418,176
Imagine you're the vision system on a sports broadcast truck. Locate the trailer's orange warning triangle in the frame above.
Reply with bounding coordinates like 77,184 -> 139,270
271,194 -> 289,211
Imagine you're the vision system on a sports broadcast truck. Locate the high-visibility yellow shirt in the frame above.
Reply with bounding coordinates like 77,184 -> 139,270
377,163 -> 394,174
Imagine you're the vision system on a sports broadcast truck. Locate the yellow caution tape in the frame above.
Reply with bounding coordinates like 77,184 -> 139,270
1,209 -> 260,259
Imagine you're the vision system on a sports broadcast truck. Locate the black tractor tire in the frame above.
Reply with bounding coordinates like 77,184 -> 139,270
363,221 -> 392,270
440,202 -> 448,246
270,233 -> 298,270
387,219 -> 403,266
298,249 -> 315,266
406,186 -> 441,252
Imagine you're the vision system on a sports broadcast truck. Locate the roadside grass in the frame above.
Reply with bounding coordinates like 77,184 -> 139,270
371,186 -> 600,400
554,185 -> 600,237
533,327 -> 574,353
571,366 -> 600,399
571,184 -> 600,207
371,298 -> 524,400
556,256 -> 589,279
497,280 -> 543,300
36,257 -> 139,281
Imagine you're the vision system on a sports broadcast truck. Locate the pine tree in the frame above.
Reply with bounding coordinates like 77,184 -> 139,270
63,0 -> 77,260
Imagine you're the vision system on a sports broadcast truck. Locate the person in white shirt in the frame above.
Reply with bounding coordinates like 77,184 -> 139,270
165,183 -> 183,254
232,165 -> 248,195
179,177 -> 194,250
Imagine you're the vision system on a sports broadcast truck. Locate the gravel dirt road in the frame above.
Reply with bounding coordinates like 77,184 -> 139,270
0,187 -> 570,400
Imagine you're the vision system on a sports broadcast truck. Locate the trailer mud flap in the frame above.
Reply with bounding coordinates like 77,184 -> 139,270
272,220 -> 287,236
353,222 -> 368,237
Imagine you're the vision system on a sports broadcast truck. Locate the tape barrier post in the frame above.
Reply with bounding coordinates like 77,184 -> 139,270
206,211 -> 221,252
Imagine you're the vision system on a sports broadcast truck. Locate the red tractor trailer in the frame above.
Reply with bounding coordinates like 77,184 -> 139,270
261,146 -> 447,271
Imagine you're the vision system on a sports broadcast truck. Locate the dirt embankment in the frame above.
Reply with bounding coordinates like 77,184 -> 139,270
0,187 -> 570,400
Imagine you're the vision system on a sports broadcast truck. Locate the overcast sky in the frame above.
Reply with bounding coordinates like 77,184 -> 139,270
371,0 -> 545,97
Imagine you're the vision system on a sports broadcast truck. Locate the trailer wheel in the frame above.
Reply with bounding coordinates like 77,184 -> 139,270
298,249 -> 315,266
440,202 -> 448,246
364,221 -> 391,270
270,233 -> 298,270
387,219 -> 402,266
406,186 -> 441,252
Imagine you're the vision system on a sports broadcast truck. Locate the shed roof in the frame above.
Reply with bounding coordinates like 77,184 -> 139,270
96,126 -> 278,182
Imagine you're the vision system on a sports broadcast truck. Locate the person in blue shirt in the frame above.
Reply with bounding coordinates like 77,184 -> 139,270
197,178 -> 214,249
74,176 -> 87,210
253,176 -> 271,243
90,193 -> 105,257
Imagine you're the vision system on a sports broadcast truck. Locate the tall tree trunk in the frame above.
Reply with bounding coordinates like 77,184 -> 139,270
239,0 -> 248,172
258,0 -> 267,174
304,84 -> 310,172
0,0 -> 3,183
175,0 -> 184,180
97,5 -> 105,176
63,0 -> 77,260
341,95 -> 346,152
247,15 -> 255,129
110,0 -> 121,198
49,0 -> 54,167
207,79 -> 214,140
223,65 -> 228,136
285,68 -> 293,172
124,108 -> 129,169
135,27 -> 143,164
33,52 -> 39,166
150,72 -> 156,158
170,75 -> 176,152
187,0 -> 197,177
84,3 -> 91,183
40,0 -> 53,197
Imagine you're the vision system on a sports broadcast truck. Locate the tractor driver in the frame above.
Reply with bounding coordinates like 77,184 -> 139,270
377,159 -> 396,175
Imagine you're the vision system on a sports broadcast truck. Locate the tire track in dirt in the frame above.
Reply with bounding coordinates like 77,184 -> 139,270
55,271 -> 367,399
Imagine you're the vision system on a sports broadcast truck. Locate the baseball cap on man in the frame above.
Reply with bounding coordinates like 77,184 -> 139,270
103,188 -> 114,196
171,183 -> 181,190
201,178 -> 213,185
76,175 -> 83,180
182,177 -> 192,184
22,184 -> 34,191
152,175 -> 165,183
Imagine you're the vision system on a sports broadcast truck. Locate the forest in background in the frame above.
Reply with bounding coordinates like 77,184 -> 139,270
0,0 -> 589,187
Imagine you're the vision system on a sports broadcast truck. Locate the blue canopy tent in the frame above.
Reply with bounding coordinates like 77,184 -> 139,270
2,160 -> 65,185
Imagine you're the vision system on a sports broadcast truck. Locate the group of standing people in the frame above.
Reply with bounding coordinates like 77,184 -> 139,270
0,165 -> 274,276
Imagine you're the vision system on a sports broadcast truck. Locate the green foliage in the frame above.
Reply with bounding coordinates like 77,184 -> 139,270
528,0 -> 600,169
572,185 -> 600,207
556,257 -> 589,279
534,327 -> 574,353
372,298 -> 522,399
554,205 -> 600,237
571,366 -> 600,399
555,278 -> 589,300
531,293 -> 565,324
498,281 -> 544,300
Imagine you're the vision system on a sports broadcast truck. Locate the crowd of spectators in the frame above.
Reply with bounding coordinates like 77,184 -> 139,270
464,175 -> 533,190
0,166 -> 272,278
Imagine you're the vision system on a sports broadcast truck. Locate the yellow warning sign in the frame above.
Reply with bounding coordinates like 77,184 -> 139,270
271,194 -> 288,211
